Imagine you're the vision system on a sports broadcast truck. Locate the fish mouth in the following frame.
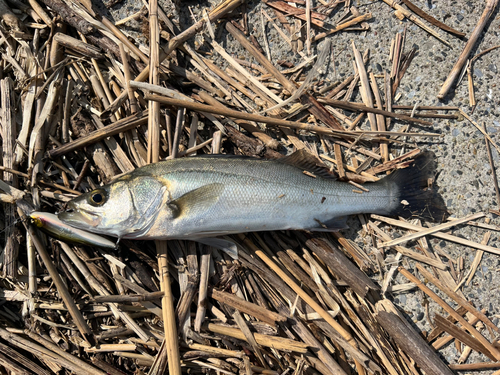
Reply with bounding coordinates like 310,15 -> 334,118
58,205 -> 101,229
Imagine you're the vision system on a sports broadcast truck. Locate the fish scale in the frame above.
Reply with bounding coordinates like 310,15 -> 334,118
156,162 -> 390,238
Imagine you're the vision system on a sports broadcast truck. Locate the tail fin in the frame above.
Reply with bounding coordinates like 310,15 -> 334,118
382,151 -> 449,222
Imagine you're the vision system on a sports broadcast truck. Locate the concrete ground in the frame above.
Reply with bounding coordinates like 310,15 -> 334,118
104,0 -> 500,372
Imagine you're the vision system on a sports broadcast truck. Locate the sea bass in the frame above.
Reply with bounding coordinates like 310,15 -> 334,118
58,150 -> 448,242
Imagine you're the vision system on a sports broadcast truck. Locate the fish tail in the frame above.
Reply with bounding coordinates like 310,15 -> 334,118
381,151 -> 449,222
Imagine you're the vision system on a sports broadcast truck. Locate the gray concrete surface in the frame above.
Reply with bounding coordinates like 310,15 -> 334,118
104,0 -> 500,372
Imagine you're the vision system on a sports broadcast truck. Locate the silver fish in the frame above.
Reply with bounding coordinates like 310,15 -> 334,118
58,150 -> 447,242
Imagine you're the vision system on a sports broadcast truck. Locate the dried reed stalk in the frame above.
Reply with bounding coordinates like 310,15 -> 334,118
148,0 -> 161,164
27,331 -> 105,375
381,0 -> 451,46
1,78 -> 20,279
433,314 -> 490,356
157,241 -> 182,375
119,43 -> 139,114
0,327 -> 99,374
194,246 -> 211,331
319,98 -> 432,125
380,212 -> 484,247
375,304 -> 455,375
53,33 -> 103,59
206,323 -> 309,353
399,267 -> 500,360
135,0 -> 243,82
415,264 -> 499,334
210,289 -> 287,325
483,123 -> 500,208
225,22 -> 343,130
47,111 -> 148,159
238,234 -> 367,375
101,16 -> 149,64
401,0 -> 465,37
18,209 -> 94,343
450,362 -> 500,370
145,94 -> 440,139
372,214 -> 500,256
313,13 -> 372,42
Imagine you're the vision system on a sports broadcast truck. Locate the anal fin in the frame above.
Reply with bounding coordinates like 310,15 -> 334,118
194,237 -> 238,259
308,216 -> 348,232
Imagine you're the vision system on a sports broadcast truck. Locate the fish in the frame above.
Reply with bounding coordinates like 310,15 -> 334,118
58,150 -> 448,246
30,211 -> 116,249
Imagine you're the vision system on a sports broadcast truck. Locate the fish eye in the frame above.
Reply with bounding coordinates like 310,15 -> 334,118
89,189 -> 107,206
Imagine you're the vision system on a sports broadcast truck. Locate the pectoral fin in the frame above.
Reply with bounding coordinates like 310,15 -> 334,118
170,183 -> 224,218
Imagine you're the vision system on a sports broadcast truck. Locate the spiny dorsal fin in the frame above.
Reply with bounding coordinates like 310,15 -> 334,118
278,149 -> 337,180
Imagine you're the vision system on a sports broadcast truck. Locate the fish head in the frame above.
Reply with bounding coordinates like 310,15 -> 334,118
59,176 -> 169,238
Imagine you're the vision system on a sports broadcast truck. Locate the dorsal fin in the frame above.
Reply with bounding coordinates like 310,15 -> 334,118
278,149 -> 338,180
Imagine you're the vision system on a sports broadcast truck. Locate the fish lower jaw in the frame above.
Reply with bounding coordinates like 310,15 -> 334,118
58,210 -> 101,230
